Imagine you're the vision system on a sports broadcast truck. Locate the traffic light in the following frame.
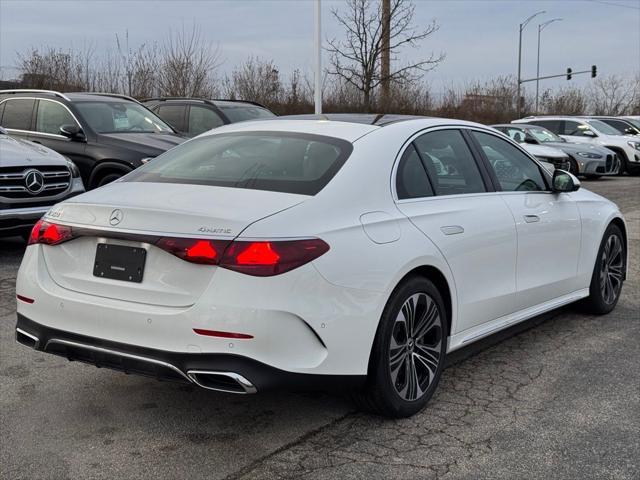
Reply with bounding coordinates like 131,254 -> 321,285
566,68 -> 572,80
591,65 -> 597,78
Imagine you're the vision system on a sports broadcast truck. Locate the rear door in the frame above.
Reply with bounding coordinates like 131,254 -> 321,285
0,97 -> 36,141
154,103 -> 188,136
394,128 -> 518,334
32,99 -> 88,166
187,105 -> 225,137
469,130 -> 581,309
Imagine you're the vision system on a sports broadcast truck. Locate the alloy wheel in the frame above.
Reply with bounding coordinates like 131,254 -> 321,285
389,293 -> 443,401
600,234 -> 624,305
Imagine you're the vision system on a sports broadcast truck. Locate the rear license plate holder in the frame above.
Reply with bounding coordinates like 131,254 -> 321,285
93,243 -> 146,283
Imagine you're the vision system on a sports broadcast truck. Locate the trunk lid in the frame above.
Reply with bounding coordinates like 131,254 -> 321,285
42,182 -> 307,307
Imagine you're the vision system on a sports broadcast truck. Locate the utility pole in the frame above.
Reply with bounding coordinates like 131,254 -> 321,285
380,0 -> 391,111
517,11 -> 545,117
536,18 -> 562,113
314,0 -> 322,114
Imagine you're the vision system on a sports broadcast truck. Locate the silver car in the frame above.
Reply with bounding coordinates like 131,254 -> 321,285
492,124 -> 618,177
0,126 -> 85,237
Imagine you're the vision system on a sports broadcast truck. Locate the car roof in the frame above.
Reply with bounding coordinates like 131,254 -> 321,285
278,113 -> 430,126
141,97 -> 270,109
492,124 -> 524,129
65,92 -> 138,103
201,116 -> 488,143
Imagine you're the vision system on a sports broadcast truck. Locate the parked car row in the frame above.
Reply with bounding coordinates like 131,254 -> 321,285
509,115 -> 640,176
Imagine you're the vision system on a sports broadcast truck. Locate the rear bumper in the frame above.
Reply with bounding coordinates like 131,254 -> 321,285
17,244 -> 385,376
15,314 -> 365,393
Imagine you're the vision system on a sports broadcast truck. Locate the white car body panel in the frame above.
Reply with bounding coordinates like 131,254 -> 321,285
15,117 -> 628,383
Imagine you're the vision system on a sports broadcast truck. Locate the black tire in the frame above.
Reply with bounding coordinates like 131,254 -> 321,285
568,158 -> 580,176
352,276 -> 448,418
96,172 -> 123,187
581,223 -> 626,315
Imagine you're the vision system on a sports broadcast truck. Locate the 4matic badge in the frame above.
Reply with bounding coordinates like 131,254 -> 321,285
198,226 -> 232,234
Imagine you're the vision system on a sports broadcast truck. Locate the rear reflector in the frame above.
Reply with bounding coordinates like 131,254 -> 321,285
16,294 -> 35,304
193,328 -> 254,339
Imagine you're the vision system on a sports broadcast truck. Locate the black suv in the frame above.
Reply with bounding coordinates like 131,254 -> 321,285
0,90 -> 186,189
143,98 -> 275,138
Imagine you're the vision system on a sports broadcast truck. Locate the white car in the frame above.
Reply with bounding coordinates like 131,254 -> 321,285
513,116 -> 640,175
15,115 -> 627,418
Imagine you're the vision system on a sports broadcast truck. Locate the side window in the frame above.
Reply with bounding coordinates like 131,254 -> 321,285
1,98 -> 35,130
531,120 -> 561,134
35,100 -> 77,135
188,106 -> 224,136
395,144 -> 433,199
413,129 -> 486,196
605,119 -> 633,134
563,120 -> 587,136
471,131 -> 547,192
156,105 -> 186,132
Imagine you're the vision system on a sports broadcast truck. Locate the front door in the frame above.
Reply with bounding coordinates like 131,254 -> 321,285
470,130 -> 581,309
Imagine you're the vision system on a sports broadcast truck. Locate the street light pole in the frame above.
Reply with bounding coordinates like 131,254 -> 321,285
536,18 -> 563,113
314,0 -> 322,114
517,10 -> 546,117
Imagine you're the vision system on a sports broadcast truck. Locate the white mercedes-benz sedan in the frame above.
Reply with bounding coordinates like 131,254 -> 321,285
15,114 -> 627,418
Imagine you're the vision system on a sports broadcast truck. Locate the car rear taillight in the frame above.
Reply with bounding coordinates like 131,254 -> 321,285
28,219 -> 75,246
156,237 -> 230,265
220,239 -> 330,276
156,237 -> 329,276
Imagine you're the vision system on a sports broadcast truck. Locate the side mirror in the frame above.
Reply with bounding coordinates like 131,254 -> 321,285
524,137 -> 538,145
582,129 -> 597,138
60,124 -> 85,141
552,169 -> 580,193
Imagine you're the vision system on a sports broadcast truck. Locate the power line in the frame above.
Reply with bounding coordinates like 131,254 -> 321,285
585,0 -> 640,10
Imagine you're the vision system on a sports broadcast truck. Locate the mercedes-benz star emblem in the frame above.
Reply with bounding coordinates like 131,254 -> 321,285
109,209 -> 123,226
24,169 -> 45,195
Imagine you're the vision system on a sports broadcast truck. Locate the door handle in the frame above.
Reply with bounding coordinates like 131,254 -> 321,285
524,215 -> 540,223
440,225 -> 464,235
31,140 -> 42,144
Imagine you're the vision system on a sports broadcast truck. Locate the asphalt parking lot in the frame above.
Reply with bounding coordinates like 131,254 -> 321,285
1,176 -> 638,480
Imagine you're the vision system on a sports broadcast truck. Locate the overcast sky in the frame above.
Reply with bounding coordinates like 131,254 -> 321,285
1,0 -> 638,95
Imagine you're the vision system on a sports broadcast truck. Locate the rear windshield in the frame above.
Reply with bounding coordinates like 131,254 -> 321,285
124,131 -> 353,195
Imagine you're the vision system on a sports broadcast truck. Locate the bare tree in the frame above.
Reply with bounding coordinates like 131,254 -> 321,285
540,87 -> 587,115
588,75 -> 638,115
326,0 -> 444,110
17,47 -> 95,91
156,25 -> 221,97
224,57 -> 282,105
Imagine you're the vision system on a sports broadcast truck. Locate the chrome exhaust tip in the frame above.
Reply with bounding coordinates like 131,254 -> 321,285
187,370 -> 257,394
16,328 -> 40,350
